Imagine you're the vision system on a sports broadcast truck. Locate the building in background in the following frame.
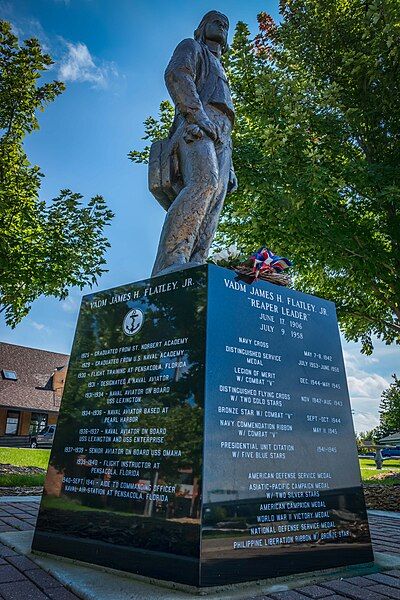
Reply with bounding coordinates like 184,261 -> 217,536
0,342 -> 69,447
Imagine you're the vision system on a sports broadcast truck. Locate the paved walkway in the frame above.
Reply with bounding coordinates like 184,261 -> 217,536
0,499 -> 79,599
0,499 -> 400,599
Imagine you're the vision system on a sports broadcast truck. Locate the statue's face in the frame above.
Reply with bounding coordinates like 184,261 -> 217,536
204,14 -> 228,47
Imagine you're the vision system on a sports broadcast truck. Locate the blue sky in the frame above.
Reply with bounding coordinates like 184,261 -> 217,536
0,0 -> 398,433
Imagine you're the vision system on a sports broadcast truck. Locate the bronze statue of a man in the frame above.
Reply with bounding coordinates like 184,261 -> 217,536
149,10 -> 236,276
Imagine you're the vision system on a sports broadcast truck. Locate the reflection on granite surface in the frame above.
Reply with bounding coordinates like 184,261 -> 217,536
33,265 -> 373,587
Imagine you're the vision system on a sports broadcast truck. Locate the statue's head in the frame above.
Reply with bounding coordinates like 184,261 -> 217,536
194,11 -> 229,54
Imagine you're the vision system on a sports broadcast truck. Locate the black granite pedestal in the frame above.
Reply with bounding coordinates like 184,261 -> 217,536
32,264 -> 373,587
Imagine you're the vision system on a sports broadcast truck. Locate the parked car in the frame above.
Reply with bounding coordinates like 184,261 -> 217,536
381,446 -> 400,458
30,425 -> 56,448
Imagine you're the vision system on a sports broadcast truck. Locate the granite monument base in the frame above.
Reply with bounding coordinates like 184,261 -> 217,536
32,264 -> 373,587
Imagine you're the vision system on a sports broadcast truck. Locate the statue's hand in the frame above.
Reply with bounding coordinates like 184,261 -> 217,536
190,110 -> 218,142
227,168 -> 238,194
184,117 -> 218,144
183,124 -> 204,143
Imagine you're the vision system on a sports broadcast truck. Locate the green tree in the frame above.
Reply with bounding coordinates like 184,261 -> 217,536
0,21 -> 113,327
222,2 -> 400,354
356,429 -> 377,454
131,1 -> 400,354
377,374 -> 400,438
128,100 -> 174,164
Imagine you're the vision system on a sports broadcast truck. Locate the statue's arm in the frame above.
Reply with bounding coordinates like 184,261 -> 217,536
165,39 -> 217,141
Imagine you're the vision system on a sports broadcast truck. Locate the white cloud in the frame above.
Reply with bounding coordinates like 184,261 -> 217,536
6,15 -> 51,53
61,296 -> 79,313
342,342 -> 392,434
347,373 -> 389,399
353,411 -> 380,434
29,320 -> 52,335
58,41 -> 117,88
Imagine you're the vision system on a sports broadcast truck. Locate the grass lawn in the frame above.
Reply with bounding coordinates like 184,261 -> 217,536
0,447 -> 50,488
0,448 -> 50,470
359,457 -> 400,486
1,473 -> 46,487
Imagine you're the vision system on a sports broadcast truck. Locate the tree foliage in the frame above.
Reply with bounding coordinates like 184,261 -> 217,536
131,1 -> 400,354
355,429 -> 376,454
377,374 -> 400,438
0,21 -> 113,326
222,1 -> 400,354
128,100 -> 174,165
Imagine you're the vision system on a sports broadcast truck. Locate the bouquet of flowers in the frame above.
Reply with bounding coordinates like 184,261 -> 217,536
236,247 -> 292,286
209,245 -> 292,287
209,244 -> 242,268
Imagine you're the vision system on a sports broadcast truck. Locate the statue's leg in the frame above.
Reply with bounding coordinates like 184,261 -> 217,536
190,130 -> 232,264
151,133 -> 219,277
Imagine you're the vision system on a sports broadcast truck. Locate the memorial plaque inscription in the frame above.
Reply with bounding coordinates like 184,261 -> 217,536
33,267 -> 207,585
201,266 -> 372,585
32,265 -> 372,587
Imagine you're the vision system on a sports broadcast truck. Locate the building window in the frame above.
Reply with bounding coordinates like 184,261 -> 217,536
2,370 -> 17,380
5,411 -> 20,435
29,413 -> 48,435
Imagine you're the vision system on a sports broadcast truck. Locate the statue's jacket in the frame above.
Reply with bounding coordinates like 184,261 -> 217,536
149,38 -> 234,209
165,38 -> 235,135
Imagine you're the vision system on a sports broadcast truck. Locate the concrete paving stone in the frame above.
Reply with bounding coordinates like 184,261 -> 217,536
0,565 -> 25,583
45,588 -> 82,600
366,574 -> 400,588
0,544 -> 16,558
11,521 -> 31,529
3,507 -> 24,517
386,572 -> 400,579
375,542 -> 397,547
294,585 -> 336,598
6,555 -> 40,571
321,580 -> 387,599
0,519 -> 24,529
23,518 -> 38,524
269,591 -> 312,600
0,579 -> 49,600
25,569 -> 64,590
343,576 -> 376,587
319,597 -> 352,600
0,527 -> 14,533
368,584 -> 400,599
12,523 -> 33,532
376,540 -> 400,547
